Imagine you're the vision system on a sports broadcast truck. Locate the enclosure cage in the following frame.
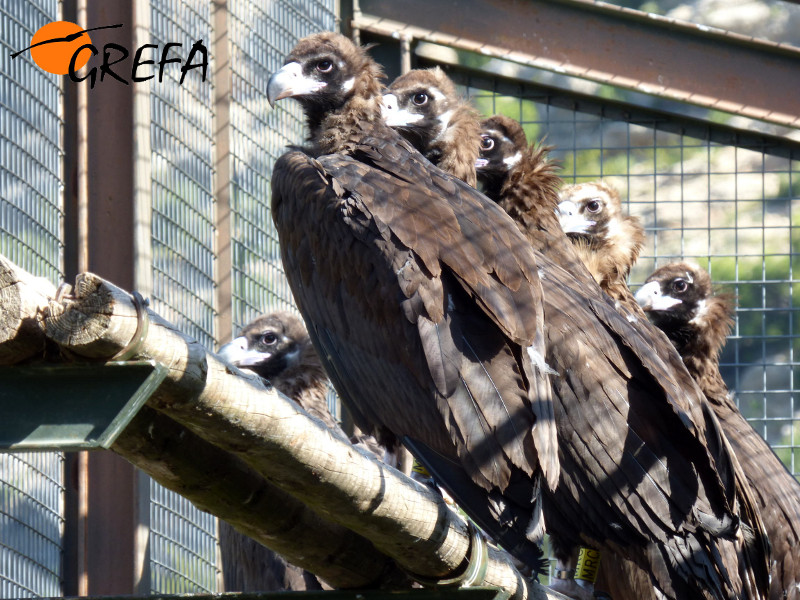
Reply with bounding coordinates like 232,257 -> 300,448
1,0 -> 798,597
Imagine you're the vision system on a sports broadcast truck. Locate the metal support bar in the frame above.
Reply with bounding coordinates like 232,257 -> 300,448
214,0 -> 232,345
354,0 -> 800,128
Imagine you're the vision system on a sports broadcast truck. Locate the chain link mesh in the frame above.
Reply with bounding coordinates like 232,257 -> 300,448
0,2 -> 65,598
147,0 -> 218,593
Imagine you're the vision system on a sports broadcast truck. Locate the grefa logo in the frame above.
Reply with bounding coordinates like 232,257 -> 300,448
12,21 -> 208,88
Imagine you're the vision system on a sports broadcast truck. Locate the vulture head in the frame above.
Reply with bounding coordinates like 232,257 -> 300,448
475,115 -> 561,234
267,32 -> 384,151
218,311 -> 311,381
635,262 -> 713,324
635,262 -> 734,369
474,115 -> 527,198
382,67 -> 480,185
218,311 -> 343,433
557,181 -> 645,285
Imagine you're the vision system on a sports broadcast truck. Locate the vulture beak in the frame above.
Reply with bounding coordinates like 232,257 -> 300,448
634,281 -> 682,311
381,93 -> 398,120
218,336 -> 272,367
267,62 -> 327,107
557,200 -> 595,234
381,93 -> 424,127
474,158 -> 489,169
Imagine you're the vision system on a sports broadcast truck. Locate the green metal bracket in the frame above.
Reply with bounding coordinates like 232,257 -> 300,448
0,360 -> 168,451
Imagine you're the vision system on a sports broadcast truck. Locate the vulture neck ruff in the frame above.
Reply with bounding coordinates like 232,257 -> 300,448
313,59 -> 384,156
314,91 -> 385,156
496,144 -> 564,245
656,294 -> 734,391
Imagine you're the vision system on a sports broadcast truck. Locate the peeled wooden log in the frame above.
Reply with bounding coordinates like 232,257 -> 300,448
117,405 -> 406,589
44,271 -> 555,600
0,253 -> 405,589
0,255 -> 57,364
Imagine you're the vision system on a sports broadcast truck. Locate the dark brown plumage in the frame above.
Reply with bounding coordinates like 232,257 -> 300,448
638,262 -> 800,600
383,67 -> 480,186
558,181 -> 645,317
218,311 -> 393,459
269,34 -> 555,568
268,34 -> 768,598
476,115 -> 770,599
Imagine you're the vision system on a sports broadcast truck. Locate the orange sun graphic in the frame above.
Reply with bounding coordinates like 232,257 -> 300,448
29,21 -> 93,75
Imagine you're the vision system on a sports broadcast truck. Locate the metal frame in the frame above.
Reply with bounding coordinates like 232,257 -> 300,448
353,0 -> 800,128
0,362 -> 168,451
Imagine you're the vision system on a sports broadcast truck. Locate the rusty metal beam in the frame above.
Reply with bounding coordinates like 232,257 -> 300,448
355,0 -> 800,128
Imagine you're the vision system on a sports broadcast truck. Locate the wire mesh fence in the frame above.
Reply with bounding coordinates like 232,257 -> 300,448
149,482 -> 219,594
0,454 -> 64,599
228,0 -> 337,331
227,0 -> 339,422
149,0 -> 216,351
0,1 -> 63,283
0,2 -> 65,599
456,70 -> 800,474
2,0 -> 798,595
147,0 -> 219,593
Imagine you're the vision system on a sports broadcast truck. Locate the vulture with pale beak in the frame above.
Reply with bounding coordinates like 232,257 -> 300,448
267,33 -> 769,599
219,311 -> 341,432
217,312 -> 329,592
476,114 -> 769,599
637,262 -> 800,600
383,67 -> 480,186
216,311 -> 395,591
557,181 -> 645,317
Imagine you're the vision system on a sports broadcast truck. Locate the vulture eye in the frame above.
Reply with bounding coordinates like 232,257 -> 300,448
586,199 -> 602,213
316,59 -> 333,73
412,92 -> 428,106
672,279 -> 688,293
480,135 -> 495,151
260,332 -> 279,346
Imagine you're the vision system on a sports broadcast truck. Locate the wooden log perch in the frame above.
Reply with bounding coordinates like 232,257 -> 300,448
36,267 -> 563,599
1,256 -> 407,589
0,255 -> 56,364
118,405 -> 409,588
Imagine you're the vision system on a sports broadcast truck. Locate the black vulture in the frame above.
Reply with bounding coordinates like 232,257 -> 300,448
557,181 -> 646,317
267,33 -> 769,599
475,114 -> 769,599
638,262 -> 800,600
383,67 -> 480,186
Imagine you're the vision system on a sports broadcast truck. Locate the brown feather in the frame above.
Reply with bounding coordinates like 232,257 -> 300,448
559,181 -> 645,317
270,35 -> 769,595
285,32 -> 386,155
218,312 -> 330,592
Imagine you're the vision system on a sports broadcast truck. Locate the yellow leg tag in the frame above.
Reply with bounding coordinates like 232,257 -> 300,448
575,547 -> 601,584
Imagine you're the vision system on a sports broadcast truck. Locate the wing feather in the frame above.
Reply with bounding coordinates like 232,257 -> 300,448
271,146 -> 558,553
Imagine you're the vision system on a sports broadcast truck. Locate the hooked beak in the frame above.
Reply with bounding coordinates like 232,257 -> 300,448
557,200 -> 595,234
634,281 -> 682,311
381,93 -> 398,120
381,93 -> 424,127
267,62 -> 327,107
218,336 -> 272,368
